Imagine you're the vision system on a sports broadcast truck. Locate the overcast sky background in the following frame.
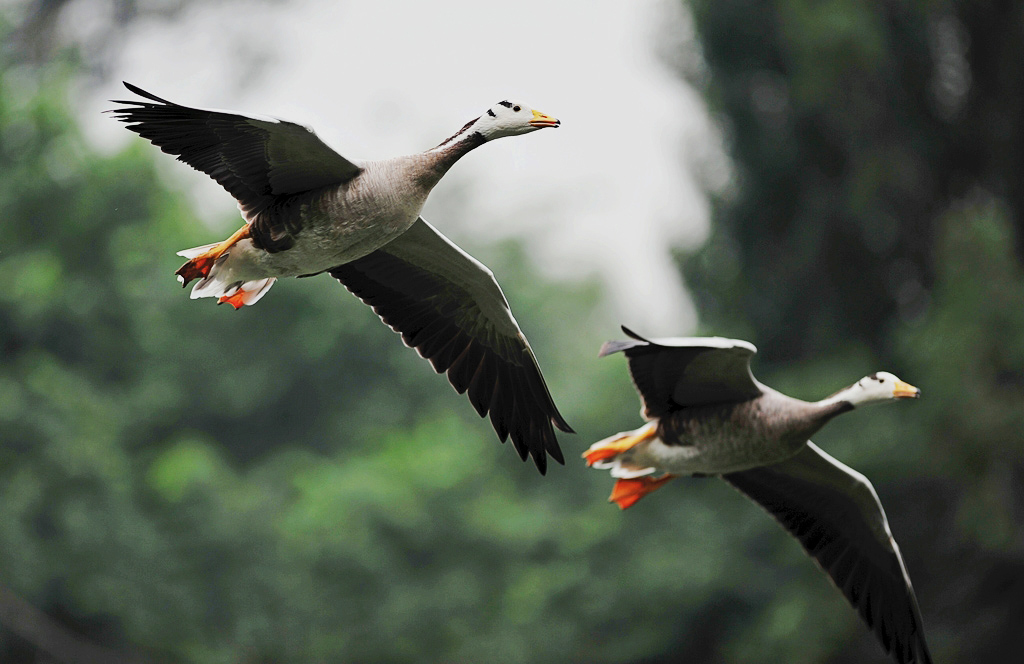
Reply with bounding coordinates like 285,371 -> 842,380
78,0 -> 727,333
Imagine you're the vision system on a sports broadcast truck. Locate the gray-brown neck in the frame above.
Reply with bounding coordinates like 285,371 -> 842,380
759,388 -> 855,443
413,119 -> 488,187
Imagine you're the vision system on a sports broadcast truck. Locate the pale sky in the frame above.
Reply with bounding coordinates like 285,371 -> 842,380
77,0 -> 725,333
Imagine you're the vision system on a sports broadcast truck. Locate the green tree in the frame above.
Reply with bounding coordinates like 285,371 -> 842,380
0,10 -> 710,663
676,1 -> 1024,662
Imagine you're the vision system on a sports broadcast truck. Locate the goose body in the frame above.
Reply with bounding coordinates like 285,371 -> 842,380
110,83 -> 570,472
191,135 -> 489,284
608,387 -> 847,476
201,153 -> 448,281
585,327 -> 931,664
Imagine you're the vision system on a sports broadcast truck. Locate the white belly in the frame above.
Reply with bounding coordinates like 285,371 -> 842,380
615,422 -> 804,477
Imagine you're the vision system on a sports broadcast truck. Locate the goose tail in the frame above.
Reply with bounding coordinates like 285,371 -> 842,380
175,243 -> 276,309
583,422 -> 676,508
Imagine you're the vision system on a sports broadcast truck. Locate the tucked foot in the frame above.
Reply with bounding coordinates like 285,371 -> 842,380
175,224 -> 251,287
582,421 -> 658,466
209,277 -> 276,309
218,290 -> 248,309
176,254 -> 217,286
609,474 -> 676,509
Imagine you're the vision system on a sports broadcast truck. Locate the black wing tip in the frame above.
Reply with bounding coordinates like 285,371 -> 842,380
122,81 -> 171,104
513,415 -> 567,475
467,367 -> 567,474
883,610 -> 933,664
526,435 -> 566,475
621,324 -> 641,339
108,82 -> 174,115
552,415 -> 575,434
880,633 -> 932,664
532,454 -> 548,475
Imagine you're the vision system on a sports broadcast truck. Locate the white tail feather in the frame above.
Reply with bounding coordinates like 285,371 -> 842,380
592,459 -> 658,479
235,278 -> 276,305
177,243 -> 220,259
178,243 -> 277,307
190,275 -> 277,304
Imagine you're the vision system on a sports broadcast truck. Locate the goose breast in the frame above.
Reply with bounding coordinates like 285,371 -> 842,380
639,392 -> 821,475
230,157 -> 436,279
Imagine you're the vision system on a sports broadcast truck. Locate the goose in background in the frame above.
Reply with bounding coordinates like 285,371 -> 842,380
584,327 -> 931,664
109,83 -> 571,473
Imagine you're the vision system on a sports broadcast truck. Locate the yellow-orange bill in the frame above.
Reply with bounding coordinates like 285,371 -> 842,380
893,380 -> 921,399
529,109 -> 560,128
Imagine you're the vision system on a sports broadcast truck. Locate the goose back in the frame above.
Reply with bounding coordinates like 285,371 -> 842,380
601,326 -> 761,418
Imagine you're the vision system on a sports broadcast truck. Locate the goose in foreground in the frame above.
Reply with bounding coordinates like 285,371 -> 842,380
584,327 -> 931,664
109,83 -> 571,473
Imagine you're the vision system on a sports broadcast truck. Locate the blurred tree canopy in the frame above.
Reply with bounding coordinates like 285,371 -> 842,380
0,4 -> 724,664
684,0 -> 1024,361
1,1 -> 1022,663
680,1 -> 1024,662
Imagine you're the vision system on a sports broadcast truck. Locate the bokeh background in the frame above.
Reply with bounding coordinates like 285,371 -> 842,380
2,0 -> 1022,662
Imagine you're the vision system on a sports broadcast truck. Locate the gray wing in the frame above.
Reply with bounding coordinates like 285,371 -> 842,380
108,82 -> 362,251
722,443 -> 932,664
600,326 -> 761,417
328,218 -> 573,474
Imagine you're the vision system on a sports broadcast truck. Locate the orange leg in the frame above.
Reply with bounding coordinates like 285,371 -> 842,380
582,422 -> 658,466
610,474 -> 677,509
175,224 -> 251,286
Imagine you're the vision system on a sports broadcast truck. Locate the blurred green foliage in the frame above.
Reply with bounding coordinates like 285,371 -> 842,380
0,10 -> 725,664
681,1 -> 1024,661
2,1 -> 1023,663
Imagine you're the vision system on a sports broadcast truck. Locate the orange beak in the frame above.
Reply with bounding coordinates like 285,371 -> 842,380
529,109 -> 560,128
893,380 -> 921,399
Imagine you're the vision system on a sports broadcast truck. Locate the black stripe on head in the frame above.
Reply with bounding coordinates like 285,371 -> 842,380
487,109 -> 496,117
497,100 -> 514,108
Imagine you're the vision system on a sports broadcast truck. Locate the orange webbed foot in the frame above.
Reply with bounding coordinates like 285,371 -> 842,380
176,255 -> 216,287
217,290 -> 248,309
175,225 -> 251,287
610,474 -> 676,509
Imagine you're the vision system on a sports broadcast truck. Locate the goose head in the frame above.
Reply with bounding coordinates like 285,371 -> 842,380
475,100 -> 560,140
828,371 -> 920,408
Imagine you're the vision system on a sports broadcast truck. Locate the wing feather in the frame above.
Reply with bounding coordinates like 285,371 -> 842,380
329,218 -> 572,473
722,443 -> 932,664
108,82 -> 362,251
600,326 -> 761,417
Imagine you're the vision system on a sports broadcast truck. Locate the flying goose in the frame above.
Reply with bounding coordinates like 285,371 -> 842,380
584,327 -> 931,664
109,83 -> 571,473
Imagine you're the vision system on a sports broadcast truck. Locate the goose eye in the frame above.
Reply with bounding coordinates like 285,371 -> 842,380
513,105 -> 521,112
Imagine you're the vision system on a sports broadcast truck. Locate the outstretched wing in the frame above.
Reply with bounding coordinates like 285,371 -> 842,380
722,442 -> 932,664
108,82 -> 362,251
329,218 -> 573,474
600,326 -> 761,417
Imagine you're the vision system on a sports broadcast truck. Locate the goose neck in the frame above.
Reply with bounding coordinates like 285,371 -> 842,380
763,389 -> 853,442
404,129 -> 483,191
804,397 -> 855,433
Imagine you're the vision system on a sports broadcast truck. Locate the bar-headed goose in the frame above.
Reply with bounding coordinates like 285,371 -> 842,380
584,327 -> 931,664
109,83 -> 570,473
